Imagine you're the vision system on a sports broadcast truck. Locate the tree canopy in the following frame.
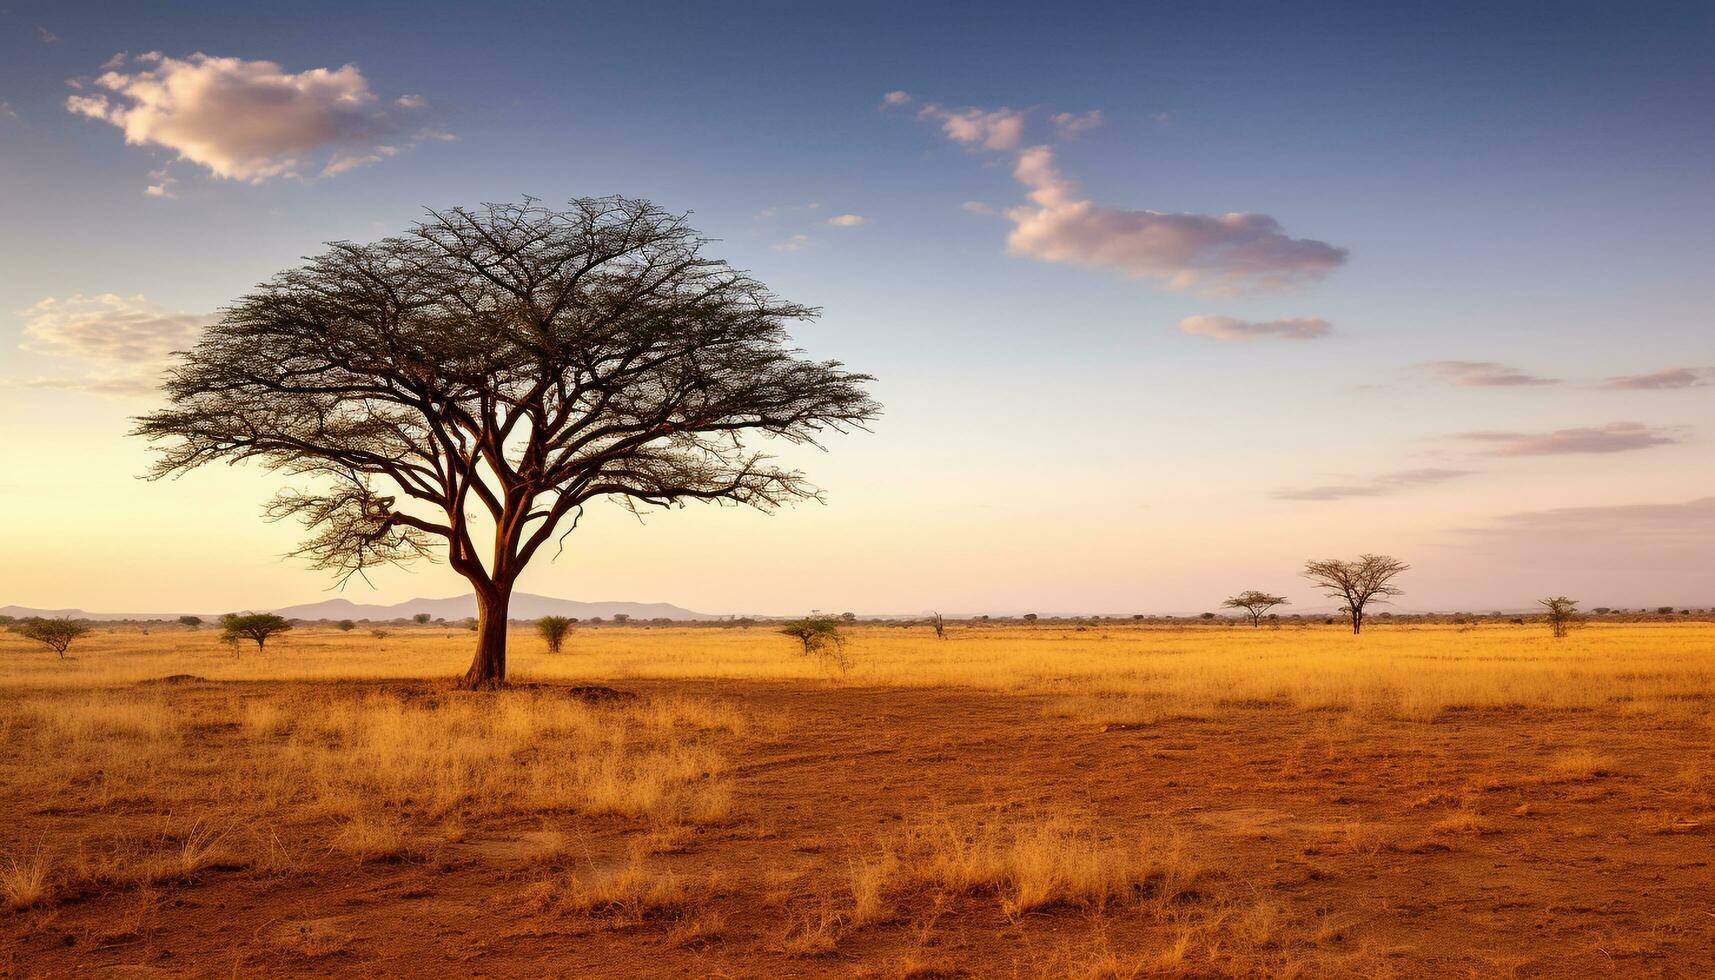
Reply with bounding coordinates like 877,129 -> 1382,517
135,197 -> 879,688
1302,555 -> 1408,634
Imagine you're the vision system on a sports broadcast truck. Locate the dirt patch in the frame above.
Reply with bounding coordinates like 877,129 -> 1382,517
3,678 -> 1713,976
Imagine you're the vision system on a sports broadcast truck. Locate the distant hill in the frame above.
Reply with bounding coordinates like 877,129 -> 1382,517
2,593 -> 718,623
270,593 -> 716,621
0,604 -> 217,623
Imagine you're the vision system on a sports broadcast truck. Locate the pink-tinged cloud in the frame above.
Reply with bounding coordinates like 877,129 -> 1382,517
1273,467 -> 1472,501
1006,146 -> 1346,292
1456,422 -> 1678,456
1178,314 -> 1331,341
1599,367 -> 1711,390
915,102 -> 1027,150
66,52 -> 443,182
1420,360 -> 1560,387
892,95 -> 1348,292
1451,498 -> 1715,593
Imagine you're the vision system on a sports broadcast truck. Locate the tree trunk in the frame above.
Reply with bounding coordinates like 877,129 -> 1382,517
1351,609 -> 1362,634
460,586 -> 512,689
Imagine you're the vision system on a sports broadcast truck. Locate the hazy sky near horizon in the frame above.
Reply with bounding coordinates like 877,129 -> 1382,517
2,0 -> 1712,615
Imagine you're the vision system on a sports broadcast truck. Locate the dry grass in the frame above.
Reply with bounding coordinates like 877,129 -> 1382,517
1,621 -> 1710,975
5,621 -> 1710,725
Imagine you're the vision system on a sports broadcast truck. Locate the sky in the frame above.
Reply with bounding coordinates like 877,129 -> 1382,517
1,0 -> 1712,615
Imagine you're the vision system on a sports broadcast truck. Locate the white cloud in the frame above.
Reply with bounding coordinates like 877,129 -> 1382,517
1009,147 -> 1347,292
882,90 -> 913,107
772,234 -> 812,253
1050,109 -> 1103,137
826,214 -> 867,227
37,26 -> 60,44
15,294 -> 208,396
65,52 -> 443,183
1177,314 -> 1331,341
144,167 -> 177,198
960,200 -> 997,215
22,294 -> 207,360
0,101 -> 16,120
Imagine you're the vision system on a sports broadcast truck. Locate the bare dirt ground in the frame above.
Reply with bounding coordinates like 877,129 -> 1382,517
4,677 -> 1713,978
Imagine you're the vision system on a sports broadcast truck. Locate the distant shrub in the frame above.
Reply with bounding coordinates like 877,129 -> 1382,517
778,617 -> 850,675
537,616 -> 574,654
222,613 -> 292,653
337,619 -> 356,632
412,613 -> 433,625
1657,607 -> 1675,615
177,615 -> 203,629
371,629 -> 389,639
12,617 -> 93,658
1022,613 -> 1038,624
464,617 -> 479,632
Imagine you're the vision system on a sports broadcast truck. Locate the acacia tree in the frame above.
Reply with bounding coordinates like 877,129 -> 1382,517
1220,591 -> 1289,627
1302,555 -> 1409,634
12,618 -> 93,658
1538,596 -> 1579,638
222,613 -> 293,653
135,198 -> 879,689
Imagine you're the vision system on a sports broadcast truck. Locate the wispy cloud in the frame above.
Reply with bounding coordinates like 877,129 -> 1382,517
1178,314 -> 1330,341
13,293 -> 208,397
1050,109 -> 1103,138
66,52 -> 444,185
771,234 -> 812,253
1599,367 -> 1712,390
1455,422 -> 1679,456
887,93 -> 1348,294
37,26 -> 60,44
1273,467 -> 1472,501
825,213 -> 867,227
1419,360 -> 1559,387
1450,498 -> 1715,586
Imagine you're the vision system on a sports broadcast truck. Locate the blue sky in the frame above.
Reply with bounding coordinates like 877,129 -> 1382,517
1,1 -> 1712,614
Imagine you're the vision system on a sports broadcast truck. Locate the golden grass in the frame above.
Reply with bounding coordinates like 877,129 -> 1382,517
4,621 -> 1710,724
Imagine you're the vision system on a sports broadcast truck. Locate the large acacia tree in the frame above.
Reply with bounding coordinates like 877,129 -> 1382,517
136,198 -> 879,688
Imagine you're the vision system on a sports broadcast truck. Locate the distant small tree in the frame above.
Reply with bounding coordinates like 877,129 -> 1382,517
337,619 -> 356,632
839,612 -> 857,623
778,617 -> 849,674
371,629 -> 389,639
12,617 -> 93,658
178,615 -> 203,629
1199,612 -> 1216,621
1022,613 -> 1038,624
1592,607 -> 1611,615
1538,596 -> 1579,638
464,617 -> 479,632
412,613 -> 433,625
928,611 -> 946,640
1302,555 -> 1409,634
1220,591 -> 1289,627
221,613 -> 292,653
537,616 -> 574,653
1656,606 -> 1675,615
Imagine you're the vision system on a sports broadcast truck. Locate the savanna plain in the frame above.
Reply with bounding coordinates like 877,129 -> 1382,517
2,621 -> 1712,978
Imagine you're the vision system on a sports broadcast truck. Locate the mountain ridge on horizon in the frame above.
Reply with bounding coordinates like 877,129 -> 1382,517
0,592 -> 719,622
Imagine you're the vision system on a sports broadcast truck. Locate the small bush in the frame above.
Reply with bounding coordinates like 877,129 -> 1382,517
538,616 -> 575,653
